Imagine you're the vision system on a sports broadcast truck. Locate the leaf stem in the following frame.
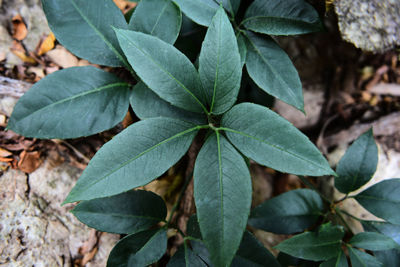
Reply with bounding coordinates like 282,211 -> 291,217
298,176 -> 332,203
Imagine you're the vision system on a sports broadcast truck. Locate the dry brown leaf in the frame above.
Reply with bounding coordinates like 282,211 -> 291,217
18,150 -> 43,173
0,157 -> 13,162
113,0 -> 136,12
0,147 -> 12,158
76,230 -> 100,266
27,66 -> 45,81
0,114 -> 7,127
45,65 -> 60,74
122,111 -> 133,128
46,45 -> 78,68
11,14 -> 28,41
37,33 -> 56,56
10,41 -> 36,64
0,52 -> 6,62
370,83 -> 400,96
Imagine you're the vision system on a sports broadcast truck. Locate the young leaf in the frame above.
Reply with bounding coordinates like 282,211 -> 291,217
115,29 -> 207,113
242,0 -> 323,35
65,118 -> 200,203
244,32 -> 304,111
194,132 -> 252,267
374,249 -> 400,267
362,221 -> 400,245
355,179 -> 400,224
221,103 -> 335,176
249,189 -> 323,234
231,231 -> 281,267
129,0 -> 182,44
107,229 -> 167,266
349,232 -> 400,251
348,247 -> 383,267
320,250 -> 348,267
215,0 -> 241,16
72,190 -> 167,234
8,66 -> 130,139
130,82 -> 207,124
199,7 -> 241,114
237,32 -> 247,67
173,0 -> 219,26
42,0 -> 128,67
274,223 -> 344,261
335,129 -> 378,194
167,243 -> 208,267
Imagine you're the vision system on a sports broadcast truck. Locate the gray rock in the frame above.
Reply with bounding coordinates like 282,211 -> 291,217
335,0 -> 400,52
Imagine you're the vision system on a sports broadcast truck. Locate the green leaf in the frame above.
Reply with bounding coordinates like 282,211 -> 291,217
187,215 -> 202,239
249,189 -> 323,234
42,0 -> 128,67
221,103 -> 335,176
320,250 -> 348,267
242,0 -> 323,35
129,0 -> 182,44
107,228 -> 167,266
232,231 -> 281,267
65,118 -> 200,203
72,190 -> 166,234
167,243 -> 208,267
335,129 -> 378,194
130,82 -> 206,124
362,221 -> 400,245
115,29 -> 207,113
348,247 -> 383,267
215,0 -> 241,16
199,7 -> 241,114
173,0 -> 219,26
355,179 -> 400,224
244,32 -> 304,111
8,66 -> 130,139
237,32 -> 247,67
349,232 -> 400,251
194,132 -> 252,267
274,223 -> 344,261
374,249 -> 400,267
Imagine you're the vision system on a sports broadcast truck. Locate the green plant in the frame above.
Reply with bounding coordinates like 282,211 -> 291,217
8,0 -> 400,266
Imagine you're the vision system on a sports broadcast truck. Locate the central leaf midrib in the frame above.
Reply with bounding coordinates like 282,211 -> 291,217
69,0 -> 128,67
150,1 -> 169,35
210,15 -> 222,113
221,127 -> 330,172
77,125 -> 200,193
74,210 -> 162,221
119,31 -> 207,112
216,132 -> 225,261
21,82 -> 129,121
242,15 -> 317,27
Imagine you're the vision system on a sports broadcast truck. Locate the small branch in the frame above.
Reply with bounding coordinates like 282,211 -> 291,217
335,208 -> 354,234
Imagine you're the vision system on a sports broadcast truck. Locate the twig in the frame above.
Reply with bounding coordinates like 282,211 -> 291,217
298,176 -> 332,203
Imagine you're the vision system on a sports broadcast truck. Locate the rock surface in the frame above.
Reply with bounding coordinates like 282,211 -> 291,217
335,0 -> 400,52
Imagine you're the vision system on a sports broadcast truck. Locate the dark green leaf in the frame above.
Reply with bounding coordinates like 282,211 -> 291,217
167,243 -> 208,267
320,250 -> 348,267
275,223 -> 344,261
215,0 -> 241,16
374,249 -> 400,267
107,229 -> 167,266
191,240 -> 213,266
129,0 -> 182,44
349,232 -> 400,251
115,29 -> 207,113
249,189 -> 323,234
237,32 -> 247,67
335,129 -> 378,194
42,0 -> 128,67
232,231 -> 281,267
173,0 -> 219,26
244,32 -> 304,111
242,0 -> 323,35
194,132 -> 252,267
199,7 -> 241,114
8,66 -> 130,139
362,221 -> 400,245
221,103 -> 335,176
348,247 -> 383,267
65,118 -> 199,203
187,215 -> 202,239
355,179 -> 400,224
72,190 -> 166,234
130,82 -> 206,124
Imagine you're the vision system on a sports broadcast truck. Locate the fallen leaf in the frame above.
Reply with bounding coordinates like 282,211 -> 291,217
0,147 -> 12,157
11,14 -> 28,41
80,247 -> 98,266
36,33 -> 56,56
370,83 -> 400,96
0,114 -> 6,127
27,66 -> 45,81
113,0 -> 136,12
77,230 -> 100,266
122,111 -> 133,128
46,45 -> 78,68
0,52 -> 6,62
10,41 -> 36,64
45,65 -> 59,74
18,150 -> 42,173
0,157 -> 13,162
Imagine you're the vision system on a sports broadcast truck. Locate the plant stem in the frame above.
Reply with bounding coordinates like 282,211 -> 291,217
298,176 -> 332,203
335,207 -> 354,234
